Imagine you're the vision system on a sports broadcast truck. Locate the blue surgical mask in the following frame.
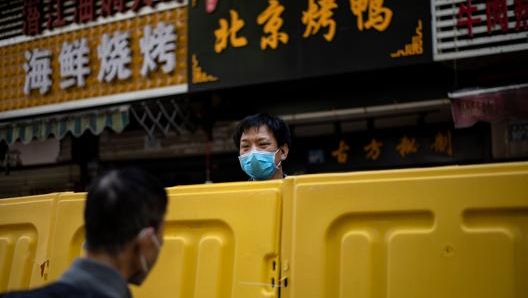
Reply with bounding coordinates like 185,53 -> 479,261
238,149 -> 279,180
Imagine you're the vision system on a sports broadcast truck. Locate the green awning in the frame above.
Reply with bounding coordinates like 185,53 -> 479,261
0,106 -> 130,145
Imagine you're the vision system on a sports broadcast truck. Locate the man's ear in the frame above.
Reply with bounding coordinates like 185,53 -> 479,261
280,144 -> 289,160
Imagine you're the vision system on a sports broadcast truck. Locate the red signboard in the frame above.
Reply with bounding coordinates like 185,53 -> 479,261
450,84 -> 528,128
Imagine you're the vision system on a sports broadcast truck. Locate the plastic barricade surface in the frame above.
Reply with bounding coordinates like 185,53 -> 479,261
0,194 -> 59,292
140,180 -> 283,298
2,162 -> 528,298
44,181 -> 283,298
281,162 -> 528,298
46,192 -> 87,281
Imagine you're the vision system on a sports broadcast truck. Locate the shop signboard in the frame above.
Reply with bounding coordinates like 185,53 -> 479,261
295,122 -> 489,173
0,0 -> 188,120
189,0 -> 433,92
432,0 -> 528,60
449,84 -> 528,128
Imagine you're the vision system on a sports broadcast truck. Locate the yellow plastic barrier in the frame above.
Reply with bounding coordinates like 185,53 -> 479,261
1,161 -> 527,298
43,180 -> 284,298
151,180 -> 283,298
280,161 -> 528,298
0,194 -> 60,292
45,192 -> 87,282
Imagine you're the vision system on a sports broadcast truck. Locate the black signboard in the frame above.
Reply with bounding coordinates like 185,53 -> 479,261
189,0 -> 433,92
288,123 -> 490,174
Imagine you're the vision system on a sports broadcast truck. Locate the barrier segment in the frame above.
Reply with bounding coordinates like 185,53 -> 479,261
2,162 -> 528,298
140,180 -> 283,298
44,180 -> 283,298
281,162 -> 528,298
0,194 -> 60,292
46,192 -> 87,282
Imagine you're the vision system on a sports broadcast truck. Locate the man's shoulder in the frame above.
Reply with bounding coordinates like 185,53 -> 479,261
0,283 -> 114,298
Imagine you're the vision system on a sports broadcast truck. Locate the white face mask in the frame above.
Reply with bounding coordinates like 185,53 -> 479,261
128,234 -> 161,285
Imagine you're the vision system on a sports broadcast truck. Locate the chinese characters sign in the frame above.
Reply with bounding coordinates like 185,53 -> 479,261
0,6 -> 187,115
456,0 -> 528,37
432,0 -> 528,60
189,0 -> 432,92
22,0 -> 173,36
299,123 -> 489,172
450,85 -> 528,128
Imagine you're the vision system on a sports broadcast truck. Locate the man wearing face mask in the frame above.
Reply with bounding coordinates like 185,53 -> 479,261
0,167 -> 168,298
233,113 -> 292,181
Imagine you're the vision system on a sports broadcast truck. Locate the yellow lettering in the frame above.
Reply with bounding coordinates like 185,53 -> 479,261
349,0 -> 392,31
364,138 -> 383,160
430,130 -> 453,156
331,140 -> 350,163
214,10 -> 248,53
302,0 -> 338,41
257,0 -> 289,49
396,135 -> 419,157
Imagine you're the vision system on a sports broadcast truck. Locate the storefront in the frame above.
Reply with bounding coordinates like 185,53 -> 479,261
0,0 -> 527,198
0,0 -> 191,196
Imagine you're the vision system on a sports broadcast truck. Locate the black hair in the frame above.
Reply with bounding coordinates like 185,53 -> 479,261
84,167 -> 168,255
232,113 -> 292,149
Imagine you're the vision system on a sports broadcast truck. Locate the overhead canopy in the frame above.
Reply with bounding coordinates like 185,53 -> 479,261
0,106 -> 130,145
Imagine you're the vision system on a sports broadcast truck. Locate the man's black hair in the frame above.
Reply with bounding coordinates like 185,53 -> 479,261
84,167 -> 168,255
232,113 -> 292,149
